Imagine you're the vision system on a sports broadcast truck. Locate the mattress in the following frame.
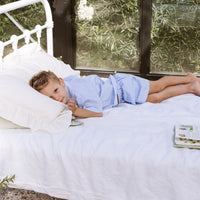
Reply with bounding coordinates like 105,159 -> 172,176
0,94 -> 200,200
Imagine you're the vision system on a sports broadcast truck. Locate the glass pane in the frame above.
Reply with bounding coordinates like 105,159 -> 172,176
75,0 -> 140,72
151,0 -> 200,74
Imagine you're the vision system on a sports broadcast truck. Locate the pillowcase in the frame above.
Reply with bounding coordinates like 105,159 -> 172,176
3,43 -> 80,83
0,117 -> 27,129
0,74 -> 72,133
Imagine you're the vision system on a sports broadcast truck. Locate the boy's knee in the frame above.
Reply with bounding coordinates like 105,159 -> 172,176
146,93 -> 161,103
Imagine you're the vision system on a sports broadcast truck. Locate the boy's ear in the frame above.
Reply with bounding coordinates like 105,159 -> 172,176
59,78 -> 65,86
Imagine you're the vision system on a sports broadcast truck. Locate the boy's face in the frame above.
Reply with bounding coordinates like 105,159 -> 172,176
40,78 -> 68,104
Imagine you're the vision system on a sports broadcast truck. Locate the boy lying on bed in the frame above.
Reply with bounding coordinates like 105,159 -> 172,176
29,71 -> 200,118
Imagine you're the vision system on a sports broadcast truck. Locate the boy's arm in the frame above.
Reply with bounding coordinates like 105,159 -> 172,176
73,107 -> 103,118
67,98 -> 103,118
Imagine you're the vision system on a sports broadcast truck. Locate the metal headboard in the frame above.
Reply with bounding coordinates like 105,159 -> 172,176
0,0 -> 53,70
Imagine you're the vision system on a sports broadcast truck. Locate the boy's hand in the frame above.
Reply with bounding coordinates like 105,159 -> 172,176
67,98 -> 77,114
67,98 -> 103,118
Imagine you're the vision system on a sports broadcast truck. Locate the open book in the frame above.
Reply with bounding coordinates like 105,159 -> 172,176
174,124 -> 200,149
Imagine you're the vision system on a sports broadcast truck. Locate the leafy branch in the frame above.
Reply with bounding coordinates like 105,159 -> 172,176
0,175 -> 15,190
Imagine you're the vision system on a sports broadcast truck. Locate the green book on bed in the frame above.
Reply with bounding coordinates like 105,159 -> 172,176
174,124 -> 200,149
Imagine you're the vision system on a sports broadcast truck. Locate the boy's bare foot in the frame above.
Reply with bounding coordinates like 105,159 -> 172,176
190,80 -> 200,96
187,73 -> 198,82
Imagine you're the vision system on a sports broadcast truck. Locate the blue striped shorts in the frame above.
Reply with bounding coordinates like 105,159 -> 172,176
113,73 -> 149,105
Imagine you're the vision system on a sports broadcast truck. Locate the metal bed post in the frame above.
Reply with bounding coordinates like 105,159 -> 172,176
0,0 -> 54,71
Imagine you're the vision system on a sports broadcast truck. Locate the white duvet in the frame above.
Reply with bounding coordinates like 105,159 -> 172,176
1,94 -> 200,200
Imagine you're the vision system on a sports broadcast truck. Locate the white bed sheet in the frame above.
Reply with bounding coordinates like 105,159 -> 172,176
1,94 -> 200,200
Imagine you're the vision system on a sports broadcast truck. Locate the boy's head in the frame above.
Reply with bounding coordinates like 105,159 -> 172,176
29,71 -> 68,104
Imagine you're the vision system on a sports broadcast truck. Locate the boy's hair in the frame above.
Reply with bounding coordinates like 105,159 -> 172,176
29,70 -> 59,91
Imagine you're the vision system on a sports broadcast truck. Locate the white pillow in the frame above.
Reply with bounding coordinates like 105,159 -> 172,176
0,74 -> 72,133
0,117 -> 27,129
3,43 -> 80,82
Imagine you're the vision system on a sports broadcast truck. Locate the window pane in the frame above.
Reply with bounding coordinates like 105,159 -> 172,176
151,0 -> 200,74
75,0 -> 140,72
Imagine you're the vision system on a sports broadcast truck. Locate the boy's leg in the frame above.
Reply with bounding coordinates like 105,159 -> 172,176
146,80 -> 200,103
148,73 -> 197,94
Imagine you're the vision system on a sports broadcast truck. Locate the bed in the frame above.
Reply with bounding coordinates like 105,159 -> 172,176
1,1 -> 200,200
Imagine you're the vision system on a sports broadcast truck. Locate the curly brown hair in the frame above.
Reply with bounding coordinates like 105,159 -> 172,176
29,71 -> 60,91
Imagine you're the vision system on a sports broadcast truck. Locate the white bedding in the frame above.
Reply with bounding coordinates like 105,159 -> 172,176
1,94 -> 200,200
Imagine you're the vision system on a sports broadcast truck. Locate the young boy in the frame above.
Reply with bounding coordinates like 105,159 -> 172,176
29,71 -> 200,118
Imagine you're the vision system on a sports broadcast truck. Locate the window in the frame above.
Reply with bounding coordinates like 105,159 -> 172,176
51,0 -> 200,78
75,0 -> 140,73
151,0 -> 200,74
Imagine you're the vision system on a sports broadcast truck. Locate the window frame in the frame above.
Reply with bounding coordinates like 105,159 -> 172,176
50,0 -> 186,80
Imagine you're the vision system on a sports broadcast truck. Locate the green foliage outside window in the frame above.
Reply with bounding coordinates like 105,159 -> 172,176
75,0 -> 140,71
0,0 -> 199,73
76,0 -> 200,73
151,0 -> 200,73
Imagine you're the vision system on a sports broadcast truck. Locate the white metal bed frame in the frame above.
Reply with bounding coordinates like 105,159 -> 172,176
0,0 -> 53,70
